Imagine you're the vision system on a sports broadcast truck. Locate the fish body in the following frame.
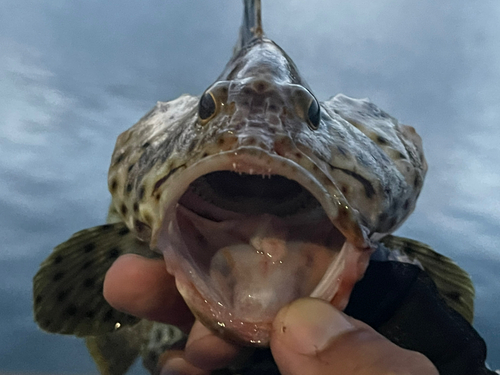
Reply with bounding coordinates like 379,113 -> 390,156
33,1 -> 493,374
105,0 -> 427,343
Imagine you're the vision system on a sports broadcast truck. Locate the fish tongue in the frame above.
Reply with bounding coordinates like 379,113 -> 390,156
210,242 -> 300,322
174,206 -> 335,322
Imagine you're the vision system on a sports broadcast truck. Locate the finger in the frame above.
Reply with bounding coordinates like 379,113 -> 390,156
184,320 -> 253,371
159,350 -> 211,375
271,298 -> 438,375
103,254 -> 193,329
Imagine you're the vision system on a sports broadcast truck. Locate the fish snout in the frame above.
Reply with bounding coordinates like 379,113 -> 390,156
230,79 -> 321,132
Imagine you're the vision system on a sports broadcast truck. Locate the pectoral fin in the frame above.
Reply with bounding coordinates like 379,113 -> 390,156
33,222 -> 160,336
381,235 -> 475,323
85,320 -> 155,375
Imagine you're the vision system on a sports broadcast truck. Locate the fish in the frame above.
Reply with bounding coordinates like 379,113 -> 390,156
33,1 -> 495,374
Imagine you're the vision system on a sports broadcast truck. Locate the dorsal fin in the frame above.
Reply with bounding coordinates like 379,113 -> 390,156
234,0 -> 264,54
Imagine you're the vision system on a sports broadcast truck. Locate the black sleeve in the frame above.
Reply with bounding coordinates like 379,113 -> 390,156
345,260 -> 495,375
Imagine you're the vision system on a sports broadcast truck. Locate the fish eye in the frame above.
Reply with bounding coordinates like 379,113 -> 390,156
198,91 -> 217,122
307,98 -> 321,130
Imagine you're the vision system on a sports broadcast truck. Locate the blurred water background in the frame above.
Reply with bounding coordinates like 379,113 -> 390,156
0,0 -> 499,373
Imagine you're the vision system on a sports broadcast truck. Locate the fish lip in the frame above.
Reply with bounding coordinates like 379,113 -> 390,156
152,146 -> 372,345
151,146 -> 370,249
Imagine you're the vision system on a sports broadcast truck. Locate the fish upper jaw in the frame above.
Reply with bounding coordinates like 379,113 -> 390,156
149,146 -> 373,345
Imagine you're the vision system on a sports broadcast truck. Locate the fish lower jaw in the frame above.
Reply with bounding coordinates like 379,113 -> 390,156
153,147 -> 371,345
172,238 -> 371,346
175,279 -> 275,346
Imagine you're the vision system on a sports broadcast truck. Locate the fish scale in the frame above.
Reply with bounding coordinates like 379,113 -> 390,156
33,1 -> 494,374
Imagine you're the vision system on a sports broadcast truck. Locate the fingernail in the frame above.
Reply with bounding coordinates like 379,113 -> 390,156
273,298 -> 354,355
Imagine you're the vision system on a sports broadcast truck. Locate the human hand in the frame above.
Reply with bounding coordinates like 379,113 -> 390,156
104,254 -> 438,375
271,298 -> 438,375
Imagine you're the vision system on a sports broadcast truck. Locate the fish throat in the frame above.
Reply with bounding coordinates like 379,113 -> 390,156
184,171 -> 317,217
177,170 -> 346,302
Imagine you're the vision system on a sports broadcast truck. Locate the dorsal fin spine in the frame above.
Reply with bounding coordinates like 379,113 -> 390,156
235,0 -> 264,54
244,0 -> 263,38
253,0 -> 263,36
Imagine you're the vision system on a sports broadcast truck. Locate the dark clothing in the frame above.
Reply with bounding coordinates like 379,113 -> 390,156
345,261 -> 495,375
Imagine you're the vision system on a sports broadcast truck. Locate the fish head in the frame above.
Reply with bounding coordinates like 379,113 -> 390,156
108,37 -> 376,345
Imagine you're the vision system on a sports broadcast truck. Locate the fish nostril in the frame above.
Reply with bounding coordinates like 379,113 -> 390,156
253,80 -> 269,93
267,103 -> 278,112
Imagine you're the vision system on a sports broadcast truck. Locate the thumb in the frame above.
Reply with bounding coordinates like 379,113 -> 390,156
270,298 -> 438,375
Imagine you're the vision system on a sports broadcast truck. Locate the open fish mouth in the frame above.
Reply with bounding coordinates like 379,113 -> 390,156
154,147 -> 372,345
